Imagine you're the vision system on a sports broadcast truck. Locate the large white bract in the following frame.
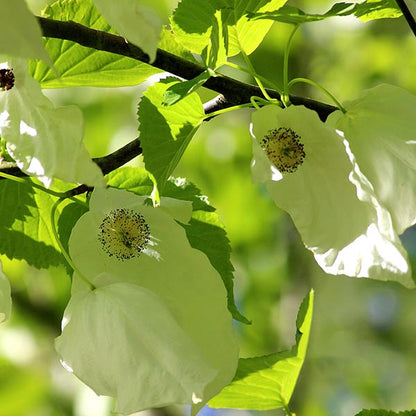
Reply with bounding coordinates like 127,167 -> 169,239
0,58 -> 103,188
59,186 -> 239,414
327,84 -> 416,235
250,104 -> 413,287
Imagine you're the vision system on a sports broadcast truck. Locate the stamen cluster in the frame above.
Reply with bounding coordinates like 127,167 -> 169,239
98,208 -> 150,260
261,127 -> 305,173
0,69 -> 14,91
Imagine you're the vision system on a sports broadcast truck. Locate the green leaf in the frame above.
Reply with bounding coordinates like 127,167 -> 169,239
162,69 -> 214,106
29,0 -> 160,88
0,179 -> 64,269
249,1 -> 401,24
1,0 -> 50,62
171,0 -> 287,58
137,77 -> 204,192
226,0 -> 288,56
209,289 -> 314,410
106,167 -> 249,323
355,410 -> 416,416
248,3 -> 356,24
202,9 -> 228,68
0,262 -> 11,324
354,0 -> 402,22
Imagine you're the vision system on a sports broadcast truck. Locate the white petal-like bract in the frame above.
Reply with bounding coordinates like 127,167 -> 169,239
250,104 -> 413,287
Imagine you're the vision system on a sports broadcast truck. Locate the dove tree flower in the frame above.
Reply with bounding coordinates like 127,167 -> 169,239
56,186 -> 239,414
250,104 -> 413,287
0,57 -> 103,188
327,84 -> 416,236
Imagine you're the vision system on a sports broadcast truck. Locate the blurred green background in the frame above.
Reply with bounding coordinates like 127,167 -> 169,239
1,0 -> 416,415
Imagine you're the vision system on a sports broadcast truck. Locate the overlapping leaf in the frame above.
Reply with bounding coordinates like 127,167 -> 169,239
138,78 -> 204,192
249,0 -> 401,25
0,179 -> 63,269
355,410 -> 416,416
209,290 -> 314,410
171,0 -> 287,63
29,0 -> 160,88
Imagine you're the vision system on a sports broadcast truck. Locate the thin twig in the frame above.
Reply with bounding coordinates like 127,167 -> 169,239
396,0 -> 416,37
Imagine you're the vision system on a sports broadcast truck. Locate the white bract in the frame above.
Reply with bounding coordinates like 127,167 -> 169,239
92,0 -> 165,62
327,84 -> 416,235
0,58 -> 103,188
0,261 -> 11,323
60,186 -> 239,414
1,0 -> 50,62
250,104 -> 413,287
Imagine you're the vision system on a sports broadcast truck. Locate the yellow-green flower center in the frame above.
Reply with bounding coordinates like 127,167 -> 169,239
261,127 -> 305,173
98,208 -> 150,260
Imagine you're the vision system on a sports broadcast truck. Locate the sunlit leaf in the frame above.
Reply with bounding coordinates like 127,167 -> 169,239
355,410 -> 416,416
209,290 -> 314,410
163,69 -> 213,106
0,179 -> 63,269
248,3 -> 356,24
171,0 -> 287,59
354,0 -> 401,22
138,77 -> 204,192
29,0 -> 160,88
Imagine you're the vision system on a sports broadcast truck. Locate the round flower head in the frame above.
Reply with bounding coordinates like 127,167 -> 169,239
251,104 -> 413,287
64,186 -> 239,414
98,208 -> 150,260
327,84 -> 416,235
261,127 -> 305,173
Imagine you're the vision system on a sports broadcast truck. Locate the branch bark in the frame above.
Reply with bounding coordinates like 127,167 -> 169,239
36,17 -> 337,119
1,17 -> 339,183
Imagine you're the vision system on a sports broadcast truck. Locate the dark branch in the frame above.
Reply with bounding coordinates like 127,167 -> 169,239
396,0 -> 416,37
36,17 -> 337,120
0,138 -> 143,181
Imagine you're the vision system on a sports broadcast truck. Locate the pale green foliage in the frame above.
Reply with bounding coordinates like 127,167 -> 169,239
0,58 -> 103,188
0,0 -> 50,62
328,85 -> 416,236
355,410 -> 416,416
0,261 -> 11,323
30,0 -> 161,88
138,78 -> 205,191
92,0 -> 164,62
209,290 -> 314,410
251,104 -> 413,287
249,0 -> 402,24
170,0 -> 286,63
66,186 -> 239,412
